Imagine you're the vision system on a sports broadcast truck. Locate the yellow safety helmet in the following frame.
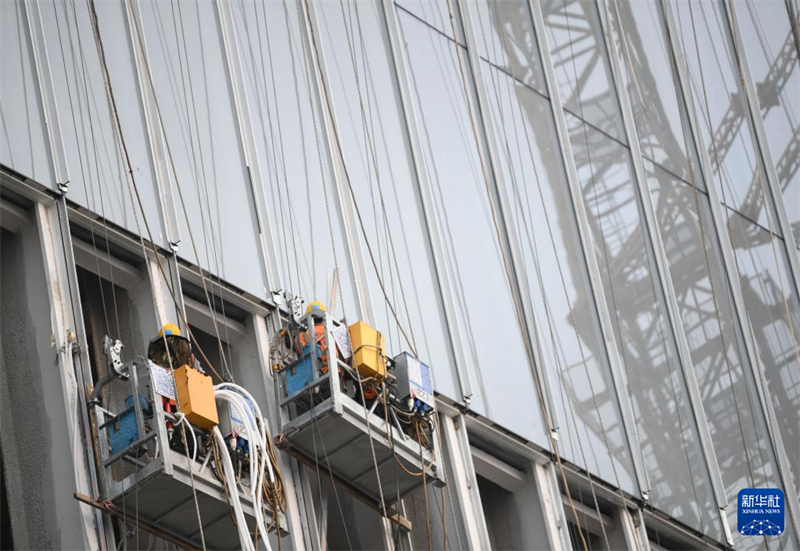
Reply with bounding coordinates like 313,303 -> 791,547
305,301 -> 326,314
158,323 -> 181,338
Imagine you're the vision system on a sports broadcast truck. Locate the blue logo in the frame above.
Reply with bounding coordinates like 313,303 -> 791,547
738,488 -> 784,536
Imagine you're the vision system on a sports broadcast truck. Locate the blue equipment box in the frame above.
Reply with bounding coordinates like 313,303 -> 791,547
109,394 -> 149,455
286,345 -> 322,397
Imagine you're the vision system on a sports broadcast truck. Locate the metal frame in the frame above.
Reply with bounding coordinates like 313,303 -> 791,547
527,0 -> 650,498
275,310 -> 444,505
94,361 -> 285,548
594,0 -> 730,541
660,0 -> 800,542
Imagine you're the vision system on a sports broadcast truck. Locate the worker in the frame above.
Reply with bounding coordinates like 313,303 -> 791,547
295,301 -> 331,373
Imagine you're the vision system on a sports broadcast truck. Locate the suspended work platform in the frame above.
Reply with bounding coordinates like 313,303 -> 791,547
93,359 -> 285,550
274,310 -> 444,508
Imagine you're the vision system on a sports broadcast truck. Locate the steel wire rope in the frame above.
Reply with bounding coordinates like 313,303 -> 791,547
171,0 -> 237,379
334,8 -> 446,545
128,0 -> 244,385
85,4 -> 211,549
474,3 -> 627,547
251,0 -> 304,296
51,0 -> 117,344
684,3 -> 800,544
439,1 -> 602,549
557,0 -> 713,538
337,0 -> 418,357
290,3 -> 361,547
298,0 -> 393,521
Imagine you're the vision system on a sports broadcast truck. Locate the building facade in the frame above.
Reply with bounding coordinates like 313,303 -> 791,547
1,0 -> 798,549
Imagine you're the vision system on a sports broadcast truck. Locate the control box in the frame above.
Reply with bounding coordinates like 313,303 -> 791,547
349,321 -> 386,379
175,365 -> 219,429
393,353 -> 434,413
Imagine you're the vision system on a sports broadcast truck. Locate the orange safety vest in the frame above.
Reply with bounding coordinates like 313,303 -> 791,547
297,324 -> 329,373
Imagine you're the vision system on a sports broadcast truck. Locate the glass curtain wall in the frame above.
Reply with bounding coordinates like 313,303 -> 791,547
397,3 -> 548,444
611,1 -> 798,548
472,0 -> 636,494
39,0 -> 167,245
314,0 -> 458,397
229,0 -> 359,317
671,0 -> 800,498
542,0 -> 721,537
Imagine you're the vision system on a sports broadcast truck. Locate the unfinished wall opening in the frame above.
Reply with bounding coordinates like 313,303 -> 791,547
469,431 -> 551,551
1,446 -> 14,550
559,479 -> 626,551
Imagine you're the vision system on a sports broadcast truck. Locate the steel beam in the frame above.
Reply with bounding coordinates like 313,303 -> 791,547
661,0 -> 800,542
595,0 -> 729,541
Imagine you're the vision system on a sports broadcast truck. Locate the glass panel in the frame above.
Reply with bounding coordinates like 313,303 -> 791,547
611,0 -> 702,186
735,0 -> 800,246
399,9 -> 548,443
671,0 -> 782,235
567,112 -> 721,537
729,211 -> 800,497
40,0 -> 166,245
481,61 -> 636,493
0,0 -> 53,186
139,0 -> 267,299
541,0 -> 626,142
647,161 -> 796,550
473,0 -> 547,96
316,0 -> 457,396
228,0 -> 359,319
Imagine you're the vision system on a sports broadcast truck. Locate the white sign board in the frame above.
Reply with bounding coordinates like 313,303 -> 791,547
149,361 -> 176,401
331,325 -> 352,359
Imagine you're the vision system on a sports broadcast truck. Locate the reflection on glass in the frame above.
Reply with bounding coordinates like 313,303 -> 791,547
40,0 -> 166,244
481,60 -> 636,493
541,0 -> 626,142
395,0 -> 466,44
228,0 -> 358,313
316,0 -> 457,397
647,161 -> 796,550
0,0 -> 51,185
399,10 -> 549,444
567,113 -> 721,537
473,0 -> 547,95
735,0 -> 800,246
728,211 -> 800,497
611,0 -> 701,185
671,0 -> 782,234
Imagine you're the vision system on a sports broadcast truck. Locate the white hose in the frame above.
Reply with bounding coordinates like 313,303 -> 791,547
213,384 -> 275,551
173,412 -> 197,465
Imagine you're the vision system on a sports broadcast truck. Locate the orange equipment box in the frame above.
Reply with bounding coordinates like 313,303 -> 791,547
348,321 -> 386,380
175,365 -> 219,429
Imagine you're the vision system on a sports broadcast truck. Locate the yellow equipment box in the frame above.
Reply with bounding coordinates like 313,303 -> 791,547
348,321 -> 386,380
175,365 -> 219,429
